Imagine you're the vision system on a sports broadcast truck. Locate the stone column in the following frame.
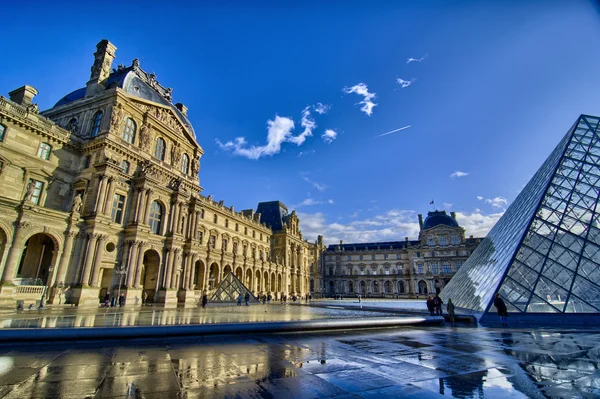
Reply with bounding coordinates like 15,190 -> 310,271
188,254 -> 198,290
1,221 -> 29,284
80,234 -> 99,286
143,190 -> 153,224
90,235 -> 107,287
55,231 -> 76,285
134,189 -> 146,223
94,176 -> 107,213
126,241 -> 139,288
183,252 -> 191,289
134,243 -> 145,288
103,177 -> 117,215
170,249 -> 181,289
164,249 -> 173,289
172,202 -> 180,234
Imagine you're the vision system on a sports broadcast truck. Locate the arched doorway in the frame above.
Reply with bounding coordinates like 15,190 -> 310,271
328,281 -> 335,295
17,233 -> 56,285
310,279 -> 315,292
245,269 -> 253,291
194,260 -> 205,291
209,263 -> 219,290
271,272 -> 276,292
263,271 -> 269,292
223,264 -> 232,278
255,273 -> 261,295
418,280 -> 428,294
373,281 -> 380,295
384,281 -> 392,294
359,280 -> 366,294
235,267 -> 243,281
277,274 -> 282,292
348,281 -> 354,293
398,280 -> 405,294
141,249 -> 160,303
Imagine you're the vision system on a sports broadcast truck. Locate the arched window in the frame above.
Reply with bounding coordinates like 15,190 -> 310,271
181,154 -> 189,174
90,111 -> 103,137
121,117 -> 136,144
155,137 -> 166,160
148,201 -> 163,235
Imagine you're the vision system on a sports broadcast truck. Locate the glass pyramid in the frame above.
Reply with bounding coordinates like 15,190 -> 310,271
210,272 -> 259,303
441,115 -> 600,323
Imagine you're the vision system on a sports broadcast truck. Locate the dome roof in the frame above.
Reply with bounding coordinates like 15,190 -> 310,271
423,210 -> 459,229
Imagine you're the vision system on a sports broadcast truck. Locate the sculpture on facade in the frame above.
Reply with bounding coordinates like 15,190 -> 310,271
110,103 -> 124,130
66,118 -> 79,135
191,157 -> 200,175
71,193 -> 82,213
24,180 -> 36,202
138,121 -> 152,151
171,142 -> 181,166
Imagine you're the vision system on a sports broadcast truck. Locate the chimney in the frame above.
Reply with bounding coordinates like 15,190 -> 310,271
340,240 -> 343,245
451,211 -> 457,220
175,103 -> 188,116
85,39 -> 117,98
9,86 -> 38,106
418,214 -> 424,230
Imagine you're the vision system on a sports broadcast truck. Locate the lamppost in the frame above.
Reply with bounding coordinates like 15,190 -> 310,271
115,264 -> 128,307
39,265 -> 54,309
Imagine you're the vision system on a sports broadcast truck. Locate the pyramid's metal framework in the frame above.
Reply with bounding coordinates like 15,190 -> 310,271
441,115 -> 600,324
210,272 -> 259,303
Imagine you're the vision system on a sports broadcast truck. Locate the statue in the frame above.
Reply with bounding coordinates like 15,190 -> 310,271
66,119 -> 79,135
24,180 -> 36,202
110,103 -> 124,130
207,194 -> 213,201
71,193 -> 82,213
26,103 -> 39,114
191,158 -> 200,175
171,142 -> 181,166
218,200 -> 224,206
138,121 -> 152,151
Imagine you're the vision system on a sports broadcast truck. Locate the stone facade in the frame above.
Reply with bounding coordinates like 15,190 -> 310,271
322,211 -> 482,298
0,40 -> 321,308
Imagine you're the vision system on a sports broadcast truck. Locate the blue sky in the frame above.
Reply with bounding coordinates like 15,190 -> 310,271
2,1 -> 600,244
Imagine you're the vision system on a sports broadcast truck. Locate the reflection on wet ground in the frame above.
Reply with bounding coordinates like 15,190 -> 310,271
0,304 -> 397,329
0,325 -> 598,398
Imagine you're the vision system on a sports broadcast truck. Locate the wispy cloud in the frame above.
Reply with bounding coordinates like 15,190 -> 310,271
296,198 -> 334,208
396,78 -> 415,88
313,103 -> 331,115
374,125 -> 411,138
287,107 -> 315,146
477,196 -> 484,200
407,54 -> 427,64
443,202 -> 453,209
455,210 -> 505,238
301,173 -> 327,191
343,83 -> 377,116
485,196 -> 508,209
450,171 -> 469,178
298,150 -> 316,158
322,129 -> 337,143
215,115 -> 295,160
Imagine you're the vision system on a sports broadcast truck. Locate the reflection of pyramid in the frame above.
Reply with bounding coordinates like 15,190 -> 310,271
441,115 -> 600,324
210,272 -> 259,303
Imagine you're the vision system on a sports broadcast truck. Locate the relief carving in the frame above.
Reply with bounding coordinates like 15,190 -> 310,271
110,103 -> 124,130
138,121 -> 153,152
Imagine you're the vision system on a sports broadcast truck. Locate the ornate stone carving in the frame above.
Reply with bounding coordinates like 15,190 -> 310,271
70,193 -> 82,213
65,118 -> 79,135
138,121 -> 153,152
171,142 -> 181,166
110,103 -> 124,130
191,158 -> 200,176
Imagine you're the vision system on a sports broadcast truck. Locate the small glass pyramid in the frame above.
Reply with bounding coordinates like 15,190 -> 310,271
210,272 -> 259,303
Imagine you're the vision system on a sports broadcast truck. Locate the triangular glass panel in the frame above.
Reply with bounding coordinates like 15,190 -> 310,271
497,277 -> 532,312
570,275 -> 600,310
533,276 -> 569,309
526,294 -> 561,313
507,261 -> 539,290
209,272 -> 259,303
577,257 -> 600,282
540,260 -> 575,288
564,293 -> 600,313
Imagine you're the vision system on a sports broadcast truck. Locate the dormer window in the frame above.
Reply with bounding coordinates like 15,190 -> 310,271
122,117 -> 136,144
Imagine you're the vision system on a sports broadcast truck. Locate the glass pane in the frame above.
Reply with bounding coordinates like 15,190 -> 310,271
526,294 -> 560,313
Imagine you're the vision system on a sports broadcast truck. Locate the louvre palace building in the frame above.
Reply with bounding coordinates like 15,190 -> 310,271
322,211 -> 481,298
0,39 -> 326,307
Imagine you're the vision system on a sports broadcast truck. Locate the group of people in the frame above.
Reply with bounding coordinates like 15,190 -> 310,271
426,293 -> 509,326
103,292 -> 126,308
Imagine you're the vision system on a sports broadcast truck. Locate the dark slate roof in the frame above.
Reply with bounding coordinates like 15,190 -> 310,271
423,210 -> 459,229
52,65 -> 197,141
326,240 -> 420,252
256,201 -> 288,231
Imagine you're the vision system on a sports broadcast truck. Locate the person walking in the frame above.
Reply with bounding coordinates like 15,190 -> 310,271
142,290 -> 147,306
447,298 -> 456,323
244,293 -> 250,306
104,292 -> 110,308
358,294 -> 361,303
237,294 -> 243,306
201,294 -> 208,308
119,294 -> 125,307
434,295 -> 444,316
426,295 -> 435,316
494,293 -> 508,327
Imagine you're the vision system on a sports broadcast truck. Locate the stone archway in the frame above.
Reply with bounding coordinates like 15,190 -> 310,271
235,266 -> 243,281
348,281 -> 354,293
270,272 -> 276,292
245,268 -> 253,292
141,249 -> 161,303
384,280 -> 392,294
328,281 -> 335,295
194,260 -> 205,291
359,280 -> 366,294
263,271 -> 269,293
17,233 -> 56,285
223,264 -> 232,278
372,281 -> 380,295
255,272 -> 261,295
418,280 -> 428,294
209,262 -> 219,290
398,280 -> 405,294
277,273 -> 282,292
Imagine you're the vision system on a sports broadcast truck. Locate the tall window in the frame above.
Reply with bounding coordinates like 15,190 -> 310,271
90,111 -> 103,137
384,254 -> 388,260
455,261 -> 463,270
442,264 -> 452,274
439,236 -> 447,246
121,160 -> 130,174
222,239 -> 228,251
181,154 -> 189,174
225,219 -> 229,228
155,138 -> 166,160
359,255 -> 363,260
452,235 -> 460,245
0,124 -> 5,141
111,194 -> 126,224
396,254 -> 401,259
417,263 -> 423,274
148,201 -> 163,235
427,237 -> 434,246
347,255 -> 351,261
431,263 -> 438,274
27,179 -> 44,205
37,143 -> 52,160
372,255 -> 376,260
121,117 -> 136,144
213,214 -> 218,223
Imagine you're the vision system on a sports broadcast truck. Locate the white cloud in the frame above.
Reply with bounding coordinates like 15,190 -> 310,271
296,198 -> 335,208
455,210 -> 505,238
301,173 -> 327,191
485,196 -> 508,209
342,83 -> 377,116
322,129 -> 337,143
443,202 -> 453,209
407,54 -> 427,63
298,150 -> 316,158
375,125 -> 411,138
313,103 -> 331,115
477,196 -> 484,200
216,115 -> 295,160
450,171 -> 470,178
287,107 -> 315,146
396,78 -> 415,88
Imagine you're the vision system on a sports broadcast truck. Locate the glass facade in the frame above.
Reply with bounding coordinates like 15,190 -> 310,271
441,115 -> 593,316
210,271 -> 258,303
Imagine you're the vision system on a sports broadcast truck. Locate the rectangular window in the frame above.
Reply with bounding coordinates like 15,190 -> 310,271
455,261 -> 463,270
385,270 -> 390,275
121,160 -> 130,174
37,143 -> 52,160
372,255 -> 376,260
347,255 -> 351,261
111,194 -> 126,224
384,254 -> 388,260
27,179 -> 44,205
359,255 -> 363,260
442,264 -> 452,274
440,236 -> 447,246
417,263 -> 423,274
431,263 -> 438,274
452,236 -> 460,245
396,254 -> 401,259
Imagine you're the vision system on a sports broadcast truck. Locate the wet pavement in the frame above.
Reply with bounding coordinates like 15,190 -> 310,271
0,325 -> 598,398
0,304 -> 398,329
